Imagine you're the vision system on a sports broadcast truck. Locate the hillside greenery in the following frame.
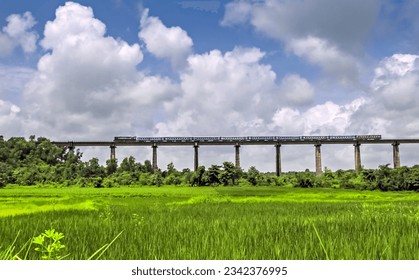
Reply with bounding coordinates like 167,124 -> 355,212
1,135 -> 419,192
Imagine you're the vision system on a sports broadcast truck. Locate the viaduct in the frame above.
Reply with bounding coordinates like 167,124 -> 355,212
52,137 -> 417,176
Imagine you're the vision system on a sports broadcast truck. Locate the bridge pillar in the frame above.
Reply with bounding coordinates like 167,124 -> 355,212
275,144 -> 282,176
235,144 -> 240,168
354,142 -> 361,171
68,141 -> 75,151
110,143 -> 116,161
392,142 -> 401,168
152,143 -> 158,172
194,142 -> 199,172
315,143 -> 322,176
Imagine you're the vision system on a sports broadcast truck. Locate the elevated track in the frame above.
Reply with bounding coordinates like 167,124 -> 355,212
52,136 -> 415,176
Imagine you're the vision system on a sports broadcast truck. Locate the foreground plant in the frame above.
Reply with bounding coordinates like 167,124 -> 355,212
1,229 -> 123,260
32,229 -> 68,260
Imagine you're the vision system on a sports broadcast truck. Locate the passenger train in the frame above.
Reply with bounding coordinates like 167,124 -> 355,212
114,135 -> 382,142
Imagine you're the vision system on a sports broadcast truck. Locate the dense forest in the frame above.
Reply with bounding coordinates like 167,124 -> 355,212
1,136 -> 419,191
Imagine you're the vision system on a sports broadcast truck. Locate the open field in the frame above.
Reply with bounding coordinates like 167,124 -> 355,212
0,186 -> 418,260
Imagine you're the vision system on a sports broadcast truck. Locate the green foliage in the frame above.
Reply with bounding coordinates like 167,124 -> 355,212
1,227 -> 123,260
3,135 -> 419,191
1,187 -> 419,260
296,172 -> 315,188
105,159 -> 118,175
32,229 -> 68,260
246,166 -> 260,186
148,171 -> 163,187
92,177 -> 104,188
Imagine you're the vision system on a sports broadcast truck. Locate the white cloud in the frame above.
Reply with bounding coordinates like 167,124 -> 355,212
139,8 -> 193,69
279,74 -> 314,106
155,47 -> 279,136
288,36 -> 360,85
220,0 -> 252,26
371,53 -> 419,112
223,0 -> 379,51
270,98 -> 366,135
0,11 -> 38,56
22,2 -> 179,140
222,0 -> 380,85
371,53 -> 419,90
0,99 -> 22,136
0,65 -> 34,99
349,53 -> 419,138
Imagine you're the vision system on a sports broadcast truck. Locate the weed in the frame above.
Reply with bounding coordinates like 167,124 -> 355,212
32,229 -> 68,260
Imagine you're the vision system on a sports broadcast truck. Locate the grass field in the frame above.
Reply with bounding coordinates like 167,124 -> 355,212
0,186 -> 418,260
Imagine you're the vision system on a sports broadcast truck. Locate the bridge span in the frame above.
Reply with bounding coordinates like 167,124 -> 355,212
52,137 -> 418,176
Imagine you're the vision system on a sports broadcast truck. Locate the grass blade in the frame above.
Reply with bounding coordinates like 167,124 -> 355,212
311,221 -> 330,260
88,231 -> 123,260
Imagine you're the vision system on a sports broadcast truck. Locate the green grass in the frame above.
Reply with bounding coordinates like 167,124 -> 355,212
0,186 -> 418,260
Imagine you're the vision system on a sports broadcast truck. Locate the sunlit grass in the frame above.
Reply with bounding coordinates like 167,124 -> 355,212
0,186 -> 418,259
0,200 -> 97,217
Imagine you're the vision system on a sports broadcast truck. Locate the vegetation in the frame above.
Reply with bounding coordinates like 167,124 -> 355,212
1,135 -> 419,191
0,187 -> 418,260
1,136 -> 418,260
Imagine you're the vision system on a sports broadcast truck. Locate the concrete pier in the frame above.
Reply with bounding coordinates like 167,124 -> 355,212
275,144 -> 282,176
152,143 -> 158,172
315,144 -> 322,176
194,142 -> 199,172
110,143 -> 116,161
354,142 -> 361,171
235,144 -> 240,168
51,135 -> 418,173
392,142 -> 400,168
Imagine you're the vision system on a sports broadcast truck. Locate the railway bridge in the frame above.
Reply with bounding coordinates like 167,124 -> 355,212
52,135 -> 417,176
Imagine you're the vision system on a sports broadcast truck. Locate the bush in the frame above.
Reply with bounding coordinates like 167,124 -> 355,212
92,177 -> 104,188
296,173 -> 315,188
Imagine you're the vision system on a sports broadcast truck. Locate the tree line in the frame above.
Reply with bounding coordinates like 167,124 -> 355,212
1,136 -> 418,191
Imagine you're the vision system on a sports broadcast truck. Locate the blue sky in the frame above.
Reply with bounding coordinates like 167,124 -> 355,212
2,0 -> 419,171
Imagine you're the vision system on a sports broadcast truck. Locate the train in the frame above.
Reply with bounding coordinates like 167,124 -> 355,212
114,135 -> 382,142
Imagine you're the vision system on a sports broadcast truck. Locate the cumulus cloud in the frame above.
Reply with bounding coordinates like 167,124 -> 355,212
288,36 -> 360,85
371,54 -> 419,90
0,11 -> 38,56
22,2 -> 179,140
279,74 -> 314,106
139,8 -> 193,69
350,54 -> 419,137
270,98 -> 365,135
155,47 -> 279,136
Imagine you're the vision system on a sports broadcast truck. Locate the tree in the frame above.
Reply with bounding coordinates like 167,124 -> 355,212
220,161 -> 239,185
207,165 -> 221,185
143,160 -> 153,173
247,166 -> 260,186
106,159 -> 118,176
119,156 -> 136,173
191,166 -> 206,186
167,162 -> 177,175
83,158 -> 105,178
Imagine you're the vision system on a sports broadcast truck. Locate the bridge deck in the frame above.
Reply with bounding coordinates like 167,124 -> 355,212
52,139 -> 419,147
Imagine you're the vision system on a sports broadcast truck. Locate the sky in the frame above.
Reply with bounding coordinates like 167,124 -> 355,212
1,0 -> 419,172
